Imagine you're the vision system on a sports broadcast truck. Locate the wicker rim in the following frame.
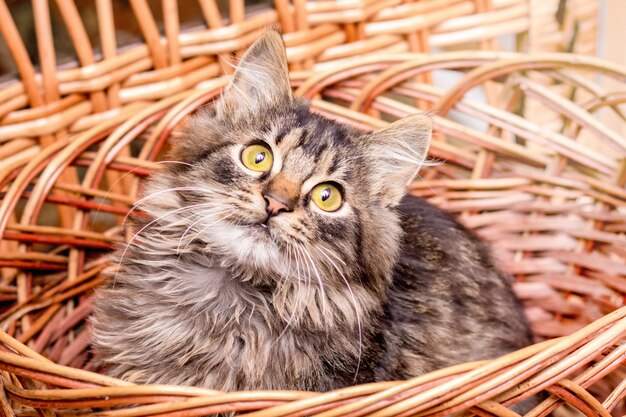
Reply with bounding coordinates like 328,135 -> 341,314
0,307 -> 622,416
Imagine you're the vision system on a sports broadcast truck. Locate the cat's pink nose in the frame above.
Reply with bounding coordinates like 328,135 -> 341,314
264,193 -> 292,217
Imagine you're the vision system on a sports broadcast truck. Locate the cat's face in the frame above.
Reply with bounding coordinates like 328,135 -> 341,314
142,32 -> 431,293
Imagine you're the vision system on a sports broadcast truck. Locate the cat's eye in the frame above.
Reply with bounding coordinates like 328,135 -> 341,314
241,144 -> 273,172
311,183 -> 343,212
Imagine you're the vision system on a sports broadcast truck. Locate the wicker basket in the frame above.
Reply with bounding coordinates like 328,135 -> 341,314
1,1 -> 625,416
0,50 -> 624,416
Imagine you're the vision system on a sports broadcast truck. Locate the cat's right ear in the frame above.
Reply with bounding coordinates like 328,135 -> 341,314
215,30 -> 292,118
365,114 -> 432,207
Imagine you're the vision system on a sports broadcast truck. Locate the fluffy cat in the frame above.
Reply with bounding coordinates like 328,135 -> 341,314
92,31 -> 532,393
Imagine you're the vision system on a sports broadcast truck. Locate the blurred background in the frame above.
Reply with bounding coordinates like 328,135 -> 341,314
1,0 -> 624,137
2,0 -> 624,77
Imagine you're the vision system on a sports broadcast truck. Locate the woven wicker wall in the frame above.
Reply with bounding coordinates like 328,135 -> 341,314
0,1 -> 601,73
0,0 -> 600,135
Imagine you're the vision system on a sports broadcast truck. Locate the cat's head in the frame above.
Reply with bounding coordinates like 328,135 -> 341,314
143,31 -> 431,296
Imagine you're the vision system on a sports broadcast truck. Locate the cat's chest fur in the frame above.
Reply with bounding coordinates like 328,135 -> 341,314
94,254 -> 365,391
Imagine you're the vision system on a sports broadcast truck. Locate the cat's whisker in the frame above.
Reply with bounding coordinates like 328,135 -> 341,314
176,214 -> 223,256
113,202 -> 217,289
134,187 -> 228,210
276,245 -> 293,293
179,210 -> 236,254
314,246 -> 363,382
120,201 -> 217,252
292,245 -> 305,322
126,186 -> 228,227
176,206 -> 232,254
91,160 -> 197,224
294,245 -> 310,324
215,211 -> 245,228
317,245 -> 347,267
272,246 -> 298,346
108,163 -> 196,204
277,245 -> 291,291
300,245 -> 329,326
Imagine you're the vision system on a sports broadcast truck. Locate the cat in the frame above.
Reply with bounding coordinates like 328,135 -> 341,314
92,31 -> 533,394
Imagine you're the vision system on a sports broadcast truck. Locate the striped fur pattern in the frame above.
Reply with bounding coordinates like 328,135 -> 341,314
92,32 -> 532,392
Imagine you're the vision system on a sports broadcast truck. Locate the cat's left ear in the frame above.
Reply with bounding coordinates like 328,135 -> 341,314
366,114 -> 432,207
215,30 -> 292,117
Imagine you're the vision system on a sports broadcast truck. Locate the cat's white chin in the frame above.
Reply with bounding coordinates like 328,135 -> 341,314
208,219 -> 285,274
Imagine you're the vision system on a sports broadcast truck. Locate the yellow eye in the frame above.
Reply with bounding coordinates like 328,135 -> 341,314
241,144 -> 273,172
311,183 -> 343,212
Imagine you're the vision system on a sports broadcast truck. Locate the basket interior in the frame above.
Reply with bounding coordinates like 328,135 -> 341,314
0,42 -> 625,417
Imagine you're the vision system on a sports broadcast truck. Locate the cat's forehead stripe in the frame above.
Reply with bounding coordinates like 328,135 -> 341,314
278,126 -> 349,180
328,154 -> 341,176
282,147 -> 316,182
274,128 -> 304,149
274,128 -> 288,144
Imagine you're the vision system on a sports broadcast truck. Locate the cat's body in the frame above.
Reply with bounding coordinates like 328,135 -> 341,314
382,197 -> 531,379
92,31 -> 532,393
94,195 -> 531,390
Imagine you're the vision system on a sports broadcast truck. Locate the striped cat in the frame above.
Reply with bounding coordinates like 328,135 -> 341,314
93,31 -> 532,395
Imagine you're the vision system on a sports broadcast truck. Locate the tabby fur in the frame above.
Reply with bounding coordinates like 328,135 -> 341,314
92,31 -> 532,393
